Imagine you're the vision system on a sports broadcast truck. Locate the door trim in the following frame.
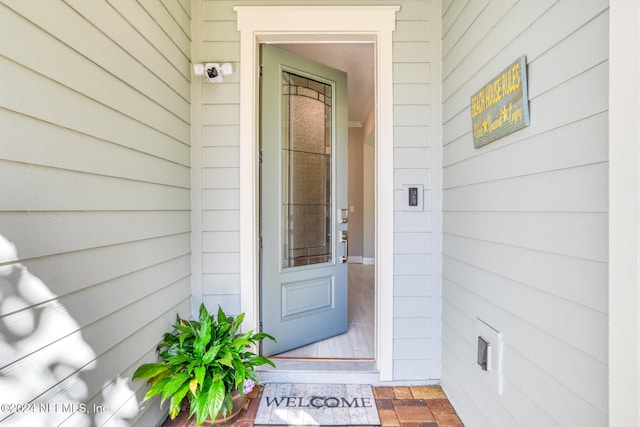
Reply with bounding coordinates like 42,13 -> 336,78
235,5 -> 398,380
609,1 -> 640,425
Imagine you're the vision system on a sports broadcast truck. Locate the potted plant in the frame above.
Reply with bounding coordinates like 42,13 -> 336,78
132,303 -> 275,425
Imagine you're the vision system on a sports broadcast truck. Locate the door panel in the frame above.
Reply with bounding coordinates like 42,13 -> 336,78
281,277 -> 333,319
260,44 -> 348,356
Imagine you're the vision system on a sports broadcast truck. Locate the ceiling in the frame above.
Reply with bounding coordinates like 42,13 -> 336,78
276,43 -> 375,126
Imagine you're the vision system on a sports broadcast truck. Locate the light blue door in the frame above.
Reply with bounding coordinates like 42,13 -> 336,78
260,44 -> 348,356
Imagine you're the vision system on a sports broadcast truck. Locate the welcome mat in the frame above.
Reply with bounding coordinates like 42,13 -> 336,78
255,383 -> 380,426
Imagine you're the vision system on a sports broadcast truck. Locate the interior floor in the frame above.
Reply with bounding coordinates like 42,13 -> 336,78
273,263 -> 375,359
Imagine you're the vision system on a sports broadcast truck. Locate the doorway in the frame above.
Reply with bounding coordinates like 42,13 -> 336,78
262,43 -> 376,360
259,43 -> 351,357
235,5 -> 398,380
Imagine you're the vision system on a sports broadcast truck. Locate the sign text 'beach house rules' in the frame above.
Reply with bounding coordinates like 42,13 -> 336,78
471,56 -> 530,148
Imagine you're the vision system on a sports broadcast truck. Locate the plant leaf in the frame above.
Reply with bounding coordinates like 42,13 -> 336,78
228,313 -> 244,336
195,386 -> 209,425
143,377 -> 170,402
248,355 -> 276,368
169,382 -> 190,419
193,326 -> 209,357
233,360 -> 246,388
207,380 -> 226,421
132,362 -> 168,380
231,336 -> 251,350
252,332 -> 276,342
217,305 -> 229,324
218,351 -> 234,367
198,303 -> 209,323
194,365 -> 205,388
202,343 -> 221,364
161,372 -> 189,404
188,378 -> 198,397
194,306 -> 212,357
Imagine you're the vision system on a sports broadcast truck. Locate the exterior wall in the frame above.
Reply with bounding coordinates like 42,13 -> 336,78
192,0 -> 441,381
440,0 -> 609,426
393,0 -> 442,380
0,1 -> 192,426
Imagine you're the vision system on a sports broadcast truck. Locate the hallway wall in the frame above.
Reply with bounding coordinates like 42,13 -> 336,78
348,126 -> 365,261
440,0 -> 609,426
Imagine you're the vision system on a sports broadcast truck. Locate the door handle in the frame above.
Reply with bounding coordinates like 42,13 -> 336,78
340,230 -> 348,263
339,208 -> 349,224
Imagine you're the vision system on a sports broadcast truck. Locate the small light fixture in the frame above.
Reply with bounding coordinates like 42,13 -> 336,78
193,62 -> 234,83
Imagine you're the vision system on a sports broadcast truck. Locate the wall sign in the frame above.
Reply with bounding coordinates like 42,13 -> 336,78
471,56 -> 530,148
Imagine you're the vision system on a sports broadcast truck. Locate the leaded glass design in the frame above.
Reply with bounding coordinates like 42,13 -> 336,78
281,71 -> 333,268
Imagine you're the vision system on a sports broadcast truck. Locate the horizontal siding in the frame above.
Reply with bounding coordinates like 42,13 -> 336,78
392,0 -> 439,381
18,234 -> 191,301
444,164 -> 608,213
0,161 -> 190,211
106,0 -> 192,81
440,0 -> 609,426
443,112 -> 608,182
0,211 -> 189,260
0,1 -> 191,426
0,109 -> 190,188
444,235 -> 607,313
1,1 -> 190,142
0,57 -> 189,165
191,0 -> 242,314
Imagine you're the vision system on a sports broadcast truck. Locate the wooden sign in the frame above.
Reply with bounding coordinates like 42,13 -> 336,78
471,56 -> 530,148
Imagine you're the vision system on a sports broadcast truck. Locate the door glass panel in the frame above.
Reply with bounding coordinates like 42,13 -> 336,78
282,70 -> 332,268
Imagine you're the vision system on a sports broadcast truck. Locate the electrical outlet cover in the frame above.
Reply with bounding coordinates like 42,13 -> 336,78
475,318 -> 504,395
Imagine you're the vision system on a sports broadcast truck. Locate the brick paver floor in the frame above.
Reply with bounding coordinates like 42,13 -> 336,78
163,385 -> 464,427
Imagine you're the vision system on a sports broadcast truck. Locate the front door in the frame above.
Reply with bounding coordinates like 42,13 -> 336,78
260,44 -> 348,356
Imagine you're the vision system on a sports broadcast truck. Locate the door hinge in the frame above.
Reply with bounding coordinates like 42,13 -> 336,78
258,150 -> 263,164
259,65 -> 263,79
259,320 -> 263,332
259,236 -> 263,251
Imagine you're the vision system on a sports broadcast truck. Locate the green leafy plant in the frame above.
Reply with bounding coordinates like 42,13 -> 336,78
132,304 -> 275,425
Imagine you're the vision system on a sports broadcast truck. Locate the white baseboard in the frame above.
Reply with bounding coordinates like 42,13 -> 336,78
363,257 -> 375,265
348,256 -> 363,264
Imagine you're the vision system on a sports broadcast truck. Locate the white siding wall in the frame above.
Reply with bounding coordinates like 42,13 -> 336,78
393,0 -> 442,381
0,1 -> 192,426
192,0 -> 242,314
192,0 -> 441,381
440,0 -> 609,426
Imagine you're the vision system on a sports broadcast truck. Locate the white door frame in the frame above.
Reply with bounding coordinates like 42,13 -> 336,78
235,5 -> 398,380
609,0 -> 640,425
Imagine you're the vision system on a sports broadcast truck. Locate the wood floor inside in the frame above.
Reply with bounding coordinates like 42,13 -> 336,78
273,263 -> 375,359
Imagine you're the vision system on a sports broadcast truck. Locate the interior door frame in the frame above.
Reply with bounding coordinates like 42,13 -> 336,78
235,5 -> 399,380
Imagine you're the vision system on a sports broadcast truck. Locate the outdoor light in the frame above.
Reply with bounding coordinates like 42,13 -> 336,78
193,62 -> 233,82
